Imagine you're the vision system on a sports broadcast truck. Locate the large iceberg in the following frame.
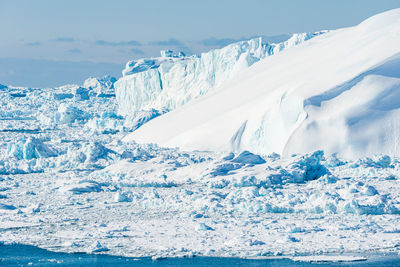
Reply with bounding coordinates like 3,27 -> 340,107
126,9 -> 400,159
115,32 -> 325,116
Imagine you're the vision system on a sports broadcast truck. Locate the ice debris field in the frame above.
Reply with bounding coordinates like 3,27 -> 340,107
1,9 -> 400,259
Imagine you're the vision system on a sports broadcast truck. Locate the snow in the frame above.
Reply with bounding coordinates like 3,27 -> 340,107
0,8 -> 400,261
126,8 -> 400,159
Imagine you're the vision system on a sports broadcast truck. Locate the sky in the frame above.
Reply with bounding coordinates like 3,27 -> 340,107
0,0 -> 399,87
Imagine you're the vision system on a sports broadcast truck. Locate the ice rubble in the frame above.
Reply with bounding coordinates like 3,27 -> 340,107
127,9 -> 400,159
115,32 -> 325,116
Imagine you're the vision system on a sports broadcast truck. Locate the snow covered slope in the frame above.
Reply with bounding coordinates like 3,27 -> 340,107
126,9 -> 400,159
115,32 -> 324,116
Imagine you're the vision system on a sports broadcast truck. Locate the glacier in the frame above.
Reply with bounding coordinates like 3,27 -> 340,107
1,8 -> 400,261
126,9 -> 400,160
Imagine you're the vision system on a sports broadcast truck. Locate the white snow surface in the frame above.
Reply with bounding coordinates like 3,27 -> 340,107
126,9 -> 400,159
1,9 -> 400,260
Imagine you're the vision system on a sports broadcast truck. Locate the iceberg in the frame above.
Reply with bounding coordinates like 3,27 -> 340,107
126,9 -> 400,159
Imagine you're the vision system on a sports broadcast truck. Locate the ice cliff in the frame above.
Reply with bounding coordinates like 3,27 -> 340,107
114,32 -> 325,116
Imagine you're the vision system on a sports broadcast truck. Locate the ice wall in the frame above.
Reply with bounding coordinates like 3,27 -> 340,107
115,32 -> 325,116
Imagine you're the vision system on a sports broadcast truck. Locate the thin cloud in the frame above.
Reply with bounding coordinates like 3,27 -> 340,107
149,38 -> 183,46
200,37 -> 241,47
201,35 -> 292,47
25,42 -> 41,46
95,40 -> 142,46
68,48 -> 82,54
51,37 -> 76,43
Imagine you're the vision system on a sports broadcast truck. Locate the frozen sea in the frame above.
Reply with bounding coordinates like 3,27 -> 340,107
1,244 -> 400,266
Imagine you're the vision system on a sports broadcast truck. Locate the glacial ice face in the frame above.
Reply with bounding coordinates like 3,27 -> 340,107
115,32 -> 325,116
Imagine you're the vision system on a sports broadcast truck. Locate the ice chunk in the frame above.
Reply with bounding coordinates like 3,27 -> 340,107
91,241 -> 110,253
74,87 -> 89,101
287,151 -> 329,182
8,137 -> 57,160
82,142 -> 115,162
63,181 -> 102,194
55,103 -> 90,124
292,256 -> 367,262
364,185 -> 379,196
114,191 -> 132,202
0,203 -> 16,211
197,223 -> 214,231
83,75 -> 116,96
231,151 -> 266,164
210,163 -> 242,177
53,93 -> 73,100
160,50 -> 174,57
86,112 -> 124,134
222,152 -> 235,161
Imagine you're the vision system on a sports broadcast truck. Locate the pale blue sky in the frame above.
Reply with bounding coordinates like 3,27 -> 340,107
0,0 -> 399,87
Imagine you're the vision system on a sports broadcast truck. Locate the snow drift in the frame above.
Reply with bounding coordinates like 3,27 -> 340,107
125,9 -> 400,159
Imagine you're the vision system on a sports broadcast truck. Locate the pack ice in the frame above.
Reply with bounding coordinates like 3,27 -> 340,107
126,9 -> 400,159
1,9 -> 400,260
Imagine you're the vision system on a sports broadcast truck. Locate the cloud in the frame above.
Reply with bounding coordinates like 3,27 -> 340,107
149,38 -> 183,46
257,34 -> 291,43
94,40 -> 141,46
130,48 -> 145,55
200,35 -> 292,47
200,37 -> 241,47
67,48 -> 82,54
51,37 -> 76,43
25,42 -> 41,46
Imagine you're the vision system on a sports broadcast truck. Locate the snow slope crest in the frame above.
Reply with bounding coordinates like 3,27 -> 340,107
126,9 -> 400,159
